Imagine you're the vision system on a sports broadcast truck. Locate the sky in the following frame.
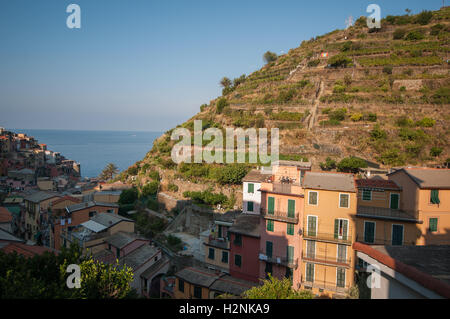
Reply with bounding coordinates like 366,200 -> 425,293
0,0 -> 442,132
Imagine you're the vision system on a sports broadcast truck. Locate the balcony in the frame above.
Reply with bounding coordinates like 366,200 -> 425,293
259,252 -> 298,269
302,252 -> 352,268
356,206 -> 421,223
301,280 -> 348,295
262,208 -> 299,224
303,229 -> 353,245
205,236 -> 230,250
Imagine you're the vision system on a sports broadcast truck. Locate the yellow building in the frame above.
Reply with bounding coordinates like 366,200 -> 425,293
300,172 -> 357,297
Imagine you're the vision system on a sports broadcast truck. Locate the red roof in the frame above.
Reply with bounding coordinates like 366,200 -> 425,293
51,196 -> 81,206
1,243 -> 58,258
356,179 -> 400,190
353,242 -> 450,299
0,207 -> 13,223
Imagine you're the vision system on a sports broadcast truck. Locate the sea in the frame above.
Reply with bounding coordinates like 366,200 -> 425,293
11,129 -> 162,178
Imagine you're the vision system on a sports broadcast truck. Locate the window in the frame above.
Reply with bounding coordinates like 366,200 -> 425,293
248,183 -> 254,193
288,199 -> 295,218
194,286 -> 202,299
306,240 -> 315,258
89,211 -> 96,217
339,194 -> 350,208
306,263 -> 314,282
337,268 -> 346,288
222,251 -> 229,263
307,216 -> 317,236
429,218 -> 438,232
392,224 -> 404,246
430,190 -> 440,205
287,223 -> 294,236
116,247 -> 120,258
267,197 -> 275,214
364,221 -> 375,244
337,244 -> 347,263
334,219 -> 348,240
267,220 -> 274,232
247,201 -> 254,212
362,189 -> 372,201
208,248 -> 215,260
234,254 -> 242,267
265,262 -> 272,279
285,268 -> 293,284
266,241 -> 273,258
308,191 -> 318,205
390,193 -> 400,210
178,279 -> 184,292
286,246 -> 294,263
234,234 -> 242,246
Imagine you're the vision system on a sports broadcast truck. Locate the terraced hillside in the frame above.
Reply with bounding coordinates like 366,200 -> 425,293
117,8 -> 450,206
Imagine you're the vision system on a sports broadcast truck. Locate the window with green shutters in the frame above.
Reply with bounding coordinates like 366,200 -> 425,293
288,199 -> 295,218
337,268 -> 346,288
235,254 -> 242,267
178,279 -> 184,292
390,193 -> 400,210
234,234 -> 242,246
222,251 -> 229,263
429,218 -> 438,232
362,189 -> 372,201
430,190 -> 440,205
267,220 -> 274,232
334,219 -> 348,240
306,263 -> 314,282
268,197 -> 275,214
307,216 -> 317,236
208,248 -> 215,260
392,224 -> 404,246
306,240 -> 315,258
364,221 -> 375,243
287,223 -> 294,236
247,201 -> 254,212
286,246 -> 294,263
308,191 -> 318,205
266,241 -> 273,258
248,183 -> 254,194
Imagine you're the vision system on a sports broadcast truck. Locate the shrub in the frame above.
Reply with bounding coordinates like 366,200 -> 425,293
396,116 -> 414,127
416,117 -> 435,127
328,54 -> 352,68
431,87 -> 450,104
307,59 -> 320,67
430,24 -> 444,36
405,30 -> 425,41
263,51 -> 278,64
393,28 -> 407,40
383,66 -> 393,74
168,183 -> 179,192
378,149 -> 406,166
370,125 -> 387,139
415,10 -> 433,25
118,187 -> 139,205
337,157 -> 368,173
216,164 -> 249,185
148,170 -> 161,181
183,190 -> 228,206
216,98 -> 228,114
329,108 -> 347,121
364,113 -> 377,122
320,157 -> 337,171
200,104 -> 208,112
430,147 -> 443,157
350,113 -> 363,122
141,181 -> 160,197
399,86 -> 406,92
333,85 -> 346,93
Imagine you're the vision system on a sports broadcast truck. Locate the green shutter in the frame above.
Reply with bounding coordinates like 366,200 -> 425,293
306,263 -> 314,282
208,248 -> 215,260
222,251 -> 229,263
334,219 -> 339,239
288,200 -> 295,218
337,268 -> 345,288
287,246 -> 294,263
267,220 -> 274,232
247,201 -> 254,212
430,190 -> 440,205
287,223 -> 294,236
390,194 -> 399,210
266,241 -> 273,258
268,197 -> 275,214
364,222 -> 375,243
362,189 -> 372,201
392,225 -> 403,246
429,218 -> 438,232
342,220 -> 348,240
308,216 -> 317,236
248,183 -> 254,193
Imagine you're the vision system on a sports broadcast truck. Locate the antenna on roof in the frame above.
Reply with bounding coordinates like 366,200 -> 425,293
345,15 -> 354,29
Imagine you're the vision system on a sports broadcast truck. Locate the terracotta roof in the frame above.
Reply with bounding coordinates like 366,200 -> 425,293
0,242 -> 58,258
51,196 -> 81,206
353,242 -> 450,299
0,207 -> 13,223
356,179 -> 401,190
389,168 -> 450,189
303,172 -> 356,192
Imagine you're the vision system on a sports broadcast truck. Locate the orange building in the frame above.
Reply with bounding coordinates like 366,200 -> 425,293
300,172 -> 357,297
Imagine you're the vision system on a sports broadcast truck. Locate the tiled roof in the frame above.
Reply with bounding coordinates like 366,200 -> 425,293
0,207 -> 13,223
119,244 -> 159,271
356,179 -> 400,190
141,255 -> 170,279
303,172 -> 356,192
175,267 -> 223,287
228,214 -> 260,238
24,191 -> 60,203
353,242 -> 450,299
389,168 -> 450,189
105,232 -> 146,249
242,170 -> 271,183
51,196 -> 81,206
90,212 -> 133,228
66,201 -> 119,213
0,228 -> 25,243
0,242 -> 57,257
210,274 -> 256,296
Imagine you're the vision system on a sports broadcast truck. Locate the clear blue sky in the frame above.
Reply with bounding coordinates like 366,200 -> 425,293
0,0 -> 442,131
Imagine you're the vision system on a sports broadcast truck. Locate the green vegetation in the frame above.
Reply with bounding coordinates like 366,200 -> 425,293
337,157 -> 368,173
243,275 -> 314,299
216,98 -> 229,114
319,157 -> 337,171
141,181 -> 160,197
393,28 -> 407,40
328,54 -> 353,68
430,147 -> 443,157
99,163 -> 119,181
183,189 -> 231,207
263,51 -> 278,64
118,187 -> 139,205
178,163 -> 249,185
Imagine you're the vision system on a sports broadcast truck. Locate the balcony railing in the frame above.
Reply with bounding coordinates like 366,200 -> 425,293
259,252 -> 298,269
303,229 -> 353,245
302,252 -> 351,267
301,280 -> 348,294
205,237 -> 230,250
262,209 -> 299,224
356,206 -> 420,222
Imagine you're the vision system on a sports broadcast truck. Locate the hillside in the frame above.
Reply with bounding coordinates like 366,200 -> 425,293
117,8 -> 450,209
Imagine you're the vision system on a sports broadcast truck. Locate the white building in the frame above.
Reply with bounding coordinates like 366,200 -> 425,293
242,168 -> 272,215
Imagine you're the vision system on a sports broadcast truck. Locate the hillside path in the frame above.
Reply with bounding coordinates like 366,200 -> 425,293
308,80 -> 324,130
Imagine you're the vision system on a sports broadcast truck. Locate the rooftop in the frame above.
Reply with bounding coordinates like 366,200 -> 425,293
141,255 -> 170,279
303,172 -> 356,192
106,231 -> 146,249
119,244 -> 159,271
0,228 -> 25,243
228,213 -> 260,238
209,274 -> 256,296
90,212 -> 133,228
175,266 -> 223,287
272,160 -> 312,169
0,242 -> 58,257
24,191 -> 60,204
389,168 -> 450,189
242,169 -> 271,183
356,179 -> 401,190
66,201 -> 119,213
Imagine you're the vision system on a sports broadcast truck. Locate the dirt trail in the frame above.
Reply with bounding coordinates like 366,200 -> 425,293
307,80 -> 324,130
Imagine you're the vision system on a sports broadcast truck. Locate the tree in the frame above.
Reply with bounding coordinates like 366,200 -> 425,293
220,77 -> 232,88
243,275 -> 314,299
99,163 -> 119,181
216,98 -> 229,114
320,157 -> 337,171
337,157 -> 368,173
118,187 -> 139,205
141,181 -> 159,197
263,51 -> 278,64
